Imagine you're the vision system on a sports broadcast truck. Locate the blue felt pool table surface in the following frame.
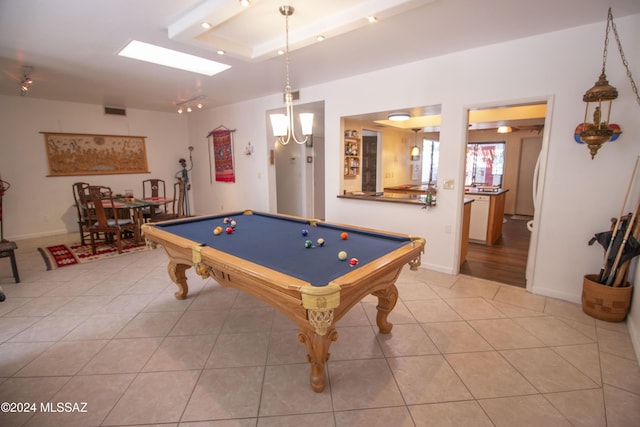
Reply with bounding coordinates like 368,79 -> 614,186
154,211 -> 413,287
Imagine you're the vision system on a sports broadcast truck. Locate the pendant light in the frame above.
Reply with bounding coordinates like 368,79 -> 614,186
269,5 -> 313,145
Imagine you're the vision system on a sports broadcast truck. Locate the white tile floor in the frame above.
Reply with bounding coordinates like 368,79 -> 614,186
0,233 -> 639,426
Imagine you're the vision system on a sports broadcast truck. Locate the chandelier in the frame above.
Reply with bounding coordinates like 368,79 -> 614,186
577,7 -> 639,159
269,5 -> 313,145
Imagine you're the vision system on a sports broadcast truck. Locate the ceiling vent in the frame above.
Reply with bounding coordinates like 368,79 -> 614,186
104,107 -> 126,116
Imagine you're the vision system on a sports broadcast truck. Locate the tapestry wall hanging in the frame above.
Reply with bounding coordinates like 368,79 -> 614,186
210,127 -> 235,182
42,132 -> 149,176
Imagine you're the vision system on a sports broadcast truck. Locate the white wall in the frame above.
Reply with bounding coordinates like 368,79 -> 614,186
0,97 -> 188,239
1,14 -> 638,356
183,15 -> 640,354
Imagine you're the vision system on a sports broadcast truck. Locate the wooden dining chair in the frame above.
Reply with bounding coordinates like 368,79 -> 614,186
142,178 -> 168,220
149,180 -> 184,221
87,185 -> 138,254
72,181 -> 95,245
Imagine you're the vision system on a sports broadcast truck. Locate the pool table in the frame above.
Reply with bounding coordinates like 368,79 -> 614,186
142,210 -> 425,392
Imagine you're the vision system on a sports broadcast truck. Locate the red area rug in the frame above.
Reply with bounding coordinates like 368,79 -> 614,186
38,239 -> 147,270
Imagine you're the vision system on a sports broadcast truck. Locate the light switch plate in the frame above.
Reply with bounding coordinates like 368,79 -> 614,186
443,179 -> 454,190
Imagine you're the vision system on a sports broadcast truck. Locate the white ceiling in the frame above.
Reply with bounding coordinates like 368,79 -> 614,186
1,0 -> 639,114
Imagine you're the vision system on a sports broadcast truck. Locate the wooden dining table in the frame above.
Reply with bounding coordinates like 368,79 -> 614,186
114,197 -> 172,241
88,197 -> 172,242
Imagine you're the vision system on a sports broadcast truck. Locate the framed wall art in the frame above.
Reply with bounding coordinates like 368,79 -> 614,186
42,132 -> 149,176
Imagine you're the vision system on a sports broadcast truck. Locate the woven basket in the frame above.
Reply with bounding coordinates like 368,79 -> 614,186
582,274 -> 633,322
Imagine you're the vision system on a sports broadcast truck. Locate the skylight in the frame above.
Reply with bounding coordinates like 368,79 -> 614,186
118,40 -> 230,76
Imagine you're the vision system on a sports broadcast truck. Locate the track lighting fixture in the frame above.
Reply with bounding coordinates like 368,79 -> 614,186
20,66 -> 33,96
176,95 -> 205,114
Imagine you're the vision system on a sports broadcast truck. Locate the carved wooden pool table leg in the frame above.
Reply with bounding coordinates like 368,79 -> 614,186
298,326 -> 338,393
372,283 -> 399,334
168,261 -> 190,300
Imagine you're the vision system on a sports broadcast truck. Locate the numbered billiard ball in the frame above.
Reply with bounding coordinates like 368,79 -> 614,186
213,226 -> 222,235
317,238 -> 325,247
226,227 -> 233,234
338,250 -> 347,260
230,220 -> 237,228
349,258 -> 359,266
304,240 -> 313,248
301,229 -> 309,236
340,232 -> 348,240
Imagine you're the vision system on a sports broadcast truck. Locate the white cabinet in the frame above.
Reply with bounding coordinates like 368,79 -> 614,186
468,195 -> 490,241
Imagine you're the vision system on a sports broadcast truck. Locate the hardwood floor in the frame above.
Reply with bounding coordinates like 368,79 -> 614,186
460,215 -> 531,288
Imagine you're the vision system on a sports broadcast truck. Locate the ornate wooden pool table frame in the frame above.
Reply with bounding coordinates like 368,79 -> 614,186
142,210 -> 425,392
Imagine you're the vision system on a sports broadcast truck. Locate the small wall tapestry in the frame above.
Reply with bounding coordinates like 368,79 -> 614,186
42,132 -> 149,176
210,127 -> 235,182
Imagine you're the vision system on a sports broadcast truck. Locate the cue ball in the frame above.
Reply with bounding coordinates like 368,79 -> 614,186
226,227 -> 233,234
340,232 -> 348,240
349,258 -> 359,266
338,250 -> 347,260
317,238 -> 325,246
213,226 -> 222,235
304,240 -> 313,248
301,229 -> 309,236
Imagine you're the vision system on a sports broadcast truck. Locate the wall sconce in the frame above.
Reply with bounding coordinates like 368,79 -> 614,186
410,128 -> 421,161
20,66 -> 33,96
497,125 -> 513,134
577,7 -> 639,159
176,95 -> 205,114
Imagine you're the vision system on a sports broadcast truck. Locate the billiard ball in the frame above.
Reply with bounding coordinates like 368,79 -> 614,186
340,232 -> 348,240
304,240 -> 313,248
226,227 -> 233,234
349,258 -> 359,266
223,217 -> 230,223
338,250 -> 347,260
230,220 -> 237,228
317,238 -> 325,247
301,229 -> 309,236
213,226 -> 222,235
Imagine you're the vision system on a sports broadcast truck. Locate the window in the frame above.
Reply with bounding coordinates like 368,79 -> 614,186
465,142 -> 505,188
421,139 -> 440,184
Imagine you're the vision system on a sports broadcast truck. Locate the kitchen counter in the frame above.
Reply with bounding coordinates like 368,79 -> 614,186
464,188 -> 509,196
384,185 -> 431,195
338,192 -> 428,206
464,189 -> 508,245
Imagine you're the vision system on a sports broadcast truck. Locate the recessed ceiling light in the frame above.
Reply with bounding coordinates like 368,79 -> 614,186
217,50 -> 225,55
317,35 -> 325,42
118,40 -> 231,76
367,16 -> 378,23
201,22 -> 212,29
277,49 -> 285,55
239,0 -> 250,7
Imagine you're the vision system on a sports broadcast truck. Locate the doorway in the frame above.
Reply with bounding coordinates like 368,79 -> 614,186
460,102 -> 548,288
